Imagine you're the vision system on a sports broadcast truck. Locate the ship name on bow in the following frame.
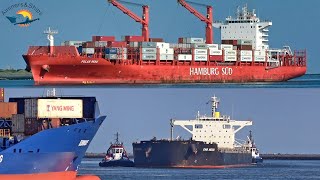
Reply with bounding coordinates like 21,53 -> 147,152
190,67 -> 233,76
81,60 -> 99,64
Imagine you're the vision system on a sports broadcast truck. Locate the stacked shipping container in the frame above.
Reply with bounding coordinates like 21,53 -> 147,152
63,35 -> 269,63
0,102 -> 17,119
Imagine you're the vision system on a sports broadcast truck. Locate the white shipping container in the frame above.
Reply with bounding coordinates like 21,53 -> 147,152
82,48 -> 94,54
37,99 -> 83,118
186,37 -> 204,44
206,44 -> 219,49
209,49 -> 222,56
194,49 -> 207,55
156,42 -> 170,49
220,44 -> 233,50
224,50 -> 237,56
240,56 -> 253,62
63,41 -> 85,47
142,48 -> 157,54
254,56 -> 266,62
105,54 -> 127,60
159,48 -> 174,54
240,50 -> 253,56
254,50 -> 266,56
194,55 -> 207,61
176,43 -> 191,49
224,56 -> 237,62
142,54 -> 157,60
94,41 -> 107,47
160,54 -> 174,60
177,54 -> 192,61
129,42 -> 139,48
191,43 -> 207,49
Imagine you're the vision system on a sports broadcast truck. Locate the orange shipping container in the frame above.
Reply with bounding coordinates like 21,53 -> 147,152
0,102 -> 17,118
51,118 -> 61,128
0,88 -> 4,102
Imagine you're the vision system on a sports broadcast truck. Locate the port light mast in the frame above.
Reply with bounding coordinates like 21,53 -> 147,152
108,0 -> 149,41
178,0 -> 213,44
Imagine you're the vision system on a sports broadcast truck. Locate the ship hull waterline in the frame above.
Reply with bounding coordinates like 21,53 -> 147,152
24,56 -> 306,85
132,140 -> 253,169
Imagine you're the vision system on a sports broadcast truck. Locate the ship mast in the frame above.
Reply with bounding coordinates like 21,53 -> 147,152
44,27 -> 58,54
170,119 -> 174,141
211,95 -> 219,117
115,132 -> 120,144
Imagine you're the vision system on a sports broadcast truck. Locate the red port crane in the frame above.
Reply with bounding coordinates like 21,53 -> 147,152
108,0 -> 149,42
178,0 -> 213,44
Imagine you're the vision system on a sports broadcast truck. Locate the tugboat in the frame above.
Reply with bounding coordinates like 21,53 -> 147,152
99,132 -> 134,167
245,131 -> 263,163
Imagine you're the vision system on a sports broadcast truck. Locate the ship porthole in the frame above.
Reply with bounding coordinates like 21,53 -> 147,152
0,155 -> 3,163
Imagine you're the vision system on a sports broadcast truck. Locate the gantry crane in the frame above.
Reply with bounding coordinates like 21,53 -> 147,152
178,0 -> 213,44
108,0 -> 149,42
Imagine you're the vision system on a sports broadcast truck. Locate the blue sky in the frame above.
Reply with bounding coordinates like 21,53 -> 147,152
5,88 -> 320,154
0,0 -> 319,73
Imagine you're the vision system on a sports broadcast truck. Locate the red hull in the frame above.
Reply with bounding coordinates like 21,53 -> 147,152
23,52 -> 306,85
0,171 -> 100,180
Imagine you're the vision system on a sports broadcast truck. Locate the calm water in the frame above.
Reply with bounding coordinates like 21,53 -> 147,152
78,158 -> 320,180
0,74 -> 319,88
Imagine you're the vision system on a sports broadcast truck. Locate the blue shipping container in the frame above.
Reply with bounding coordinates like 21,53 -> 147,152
77,46 -> 83,54
105,48 -> 118,54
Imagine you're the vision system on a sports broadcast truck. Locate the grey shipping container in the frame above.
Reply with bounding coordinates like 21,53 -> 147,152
24,99 -> 38,118
142,54 -> 157,60
142,48 -> 157,54
11,114 -> 25,133
140,42 -> 157,48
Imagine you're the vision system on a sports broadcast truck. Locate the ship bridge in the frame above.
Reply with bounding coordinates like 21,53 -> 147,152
213,4 -> 272,50
170,96 -> 252,149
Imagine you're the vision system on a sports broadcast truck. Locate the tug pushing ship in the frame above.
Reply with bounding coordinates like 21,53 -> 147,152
23,1 -> 306,85
132,96 -> 261,168
99,132 -> 134,167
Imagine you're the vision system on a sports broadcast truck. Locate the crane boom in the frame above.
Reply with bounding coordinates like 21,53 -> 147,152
178,0 -> 213,44
108,0 -> 149,41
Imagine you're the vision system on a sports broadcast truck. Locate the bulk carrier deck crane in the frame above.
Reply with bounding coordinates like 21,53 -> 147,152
178,0 -> 213,44
108,0 -> 149,41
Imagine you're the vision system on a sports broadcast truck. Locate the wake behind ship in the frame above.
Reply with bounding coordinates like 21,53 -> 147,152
23,1 -> 306,85
0,89 -> 105,180
133,96 -> 260,168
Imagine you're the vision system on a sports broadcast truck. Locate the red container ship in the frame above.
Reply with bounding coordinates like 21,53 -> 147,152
23,1 -> 306,85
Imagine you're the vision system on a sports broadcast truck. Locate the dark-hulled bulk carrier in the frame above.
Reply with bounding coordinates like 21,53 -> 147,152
133,96 -> 259,168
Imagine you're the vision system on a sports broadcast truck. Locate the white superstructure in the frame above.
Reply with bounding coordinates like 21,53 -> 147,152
213,4 -> 272,50
171,96 -> 252,149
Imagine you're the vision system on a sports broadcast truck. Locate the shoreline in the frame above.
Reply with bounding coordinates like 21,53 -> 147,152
84,153 -> 320,160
